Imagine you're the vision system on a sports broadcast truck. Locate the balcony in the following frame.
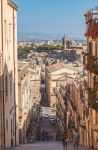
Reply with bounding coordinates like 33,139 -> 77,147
83,53 -> 98,74
94,76 -> 98,90
88,89 -> 98,111
83,53 -> 89,66
80,120 -> 86,127
89,63 -> 98,74
83,53 -> 93,70
85,11 -> 98,39
85,24 -> 98,39
68,120 -> 75,129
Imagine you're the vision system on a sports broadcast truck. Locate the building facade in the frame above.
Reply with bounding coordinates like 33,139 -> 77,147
18,62 -> 32,144
45,63 -> 68,108
0,0 -> 18,148
45,62 -> 83,108
55,69 -> 88,145
18,62 -> 41,143
84,8 -> 98,147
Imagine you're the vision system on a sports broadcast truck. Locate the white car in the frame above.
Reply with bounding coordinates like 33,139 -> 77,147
50,118 -> 56,124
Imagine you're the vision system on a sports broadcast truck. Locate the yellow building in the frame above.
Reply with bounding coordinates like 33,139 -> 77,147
84,8 -> 98,147
0,0 -> 18,148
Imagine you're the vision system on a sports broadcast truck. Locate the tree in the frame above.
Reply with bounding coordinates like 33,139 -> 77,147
18,46 -> 29,57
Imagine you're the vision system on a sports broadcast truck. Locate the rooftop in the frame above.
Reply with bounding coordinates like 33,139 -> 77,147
46,62 -> 83,74
8,0 -> 18,10
46,62 -> 66,73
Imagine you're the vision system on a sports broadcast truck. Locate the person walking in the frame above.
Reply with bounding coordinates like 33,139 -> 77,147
62,134 -> 67,150
73,129 -> 80,150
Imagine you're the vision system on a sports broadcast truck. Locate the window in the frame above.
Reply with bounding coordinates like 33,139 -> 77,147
89,42 -> 93,54
6,119 -> 8,131
5,75 -> 8,96
9,23 -> 11,42
11,119 -> 13,136
95,43 -> 98,64
4,20 -> 7,42
10,72 -> 12,94
13,114 -> 15,135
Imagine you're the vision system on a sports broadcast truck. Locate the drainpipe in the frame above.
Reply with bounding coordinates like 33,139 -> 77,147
1,0 -> 5,148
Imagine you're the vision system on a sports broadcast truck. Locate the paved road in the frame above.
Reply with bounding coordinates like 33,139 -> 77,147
6,142 -> 90,150
40,116 -> 57,140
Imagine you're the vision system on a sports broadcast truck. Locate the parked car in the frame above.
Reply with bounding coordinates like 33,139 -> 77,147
50,118 -> 56,125
44,114 -> 49,118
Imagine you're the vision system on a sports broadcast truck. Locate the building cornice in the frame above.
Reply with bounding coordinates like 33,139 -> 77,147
7,0 -> 18,10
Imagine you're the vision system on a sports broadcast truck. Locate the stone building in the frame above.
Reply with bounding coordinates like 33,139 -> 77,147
45,62 -> 83,108
18,62 -> 32,144
65,77 -> 88,145
18,62 -> 41,143
0,0 -> 19,148
55,67 -> 88,145
29,66 -> 41,140
84,7 -> 98,147
45,62 -> 67,108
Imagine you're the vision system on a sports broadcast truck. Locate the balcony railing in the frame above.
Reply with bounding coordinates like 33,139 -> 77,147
83,53 -> 98,74
84,10 -> 98,38
83,53 -> 93,69
88,89 -> 98,111
68,120 -> 75,129
85,23 -> 98,39
90,62 -> 98,74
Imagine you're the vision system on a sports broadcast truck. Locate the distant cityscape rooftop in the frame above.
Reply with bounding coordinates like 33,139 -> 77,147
46,62 -> 66,73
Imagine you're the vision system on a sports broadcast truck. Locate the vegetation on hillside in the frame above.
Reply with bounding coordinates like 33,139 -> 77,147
18,44 -> 64,56
18,46 -> 29,56
36,45 -> 64,51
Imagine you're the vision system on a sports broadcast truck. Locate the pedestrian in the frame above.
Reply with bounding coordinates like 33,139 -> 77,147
73,129 -> 80,150
62,134 -> 67,150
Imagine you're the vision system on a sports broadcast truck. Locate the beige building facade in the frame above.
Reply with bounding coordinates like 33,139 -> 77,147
56,76 -> 88,144
18,62 -> 41,143
55,8 -> 98,148
45,63 -> 67,107
0,0 -> 19,148
45,62 -> 83,108
84,8 -> 98,147
18,62 -> 32,144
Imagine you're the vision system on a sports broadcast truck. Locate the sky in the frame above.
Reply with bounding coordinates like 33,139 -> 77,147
13,0 -> 98,39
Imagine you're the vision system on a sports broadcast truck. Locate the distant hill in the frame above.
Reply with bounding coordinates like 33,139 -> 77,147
18,32 -> 85,42
18,32 -> 63,41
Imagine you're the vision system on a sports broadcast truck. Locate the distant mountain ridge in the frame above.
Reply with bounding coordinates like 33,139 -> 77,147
18,32 -> 85,42
18,32 -> 63,41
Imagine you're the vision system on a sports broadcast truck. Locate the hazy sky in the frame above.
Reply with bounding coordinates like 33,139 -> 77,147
13,0 -> 98,38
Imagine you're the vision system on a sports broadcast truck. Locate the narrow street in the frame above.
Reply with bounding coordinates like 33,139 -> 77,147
6,142 -> 90,150
40,113 -> 57,141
